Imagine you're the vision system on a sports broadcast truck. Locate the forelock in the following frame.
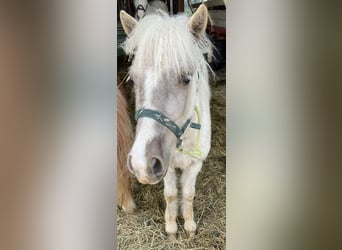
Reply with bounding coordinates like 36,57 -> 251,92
122,13 -> 213,78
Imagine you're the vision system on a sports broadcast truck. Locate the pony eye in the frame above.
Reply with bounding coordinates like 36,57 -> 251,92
181,75 -> 190,85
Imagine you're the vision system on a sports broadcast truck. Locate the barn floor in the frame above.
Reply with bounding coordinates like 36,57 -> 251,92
117,63 -> 226,249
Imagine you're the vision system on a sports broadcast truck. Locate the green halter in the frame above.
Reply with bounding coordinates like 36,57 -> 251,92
135,107 -> 202,157
176,106 -> 203,159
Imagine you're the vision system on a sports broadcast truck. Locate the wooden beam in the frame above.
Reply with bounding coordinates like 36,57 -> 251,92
178,0 -> 184,12
191,0 -> 225,9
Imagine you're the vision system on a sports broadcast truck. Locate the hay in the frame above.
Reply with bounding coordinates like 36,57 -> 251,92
117,64 -> 226,249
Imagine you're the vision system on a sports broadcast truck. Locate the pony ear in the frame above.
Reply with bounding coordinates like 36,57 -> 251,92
188,4 -> 208,38
120,10 -> 137,36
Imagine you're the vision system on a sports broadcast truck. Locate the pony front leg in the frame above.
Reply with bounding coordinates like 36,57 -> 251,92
163,168 -> 178,238
181,161 -> 202,237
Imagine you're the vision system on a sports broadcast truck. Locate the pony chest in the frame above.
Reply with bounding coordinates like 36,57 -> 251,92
170,130 -> 199,169
170,150 -> 196,169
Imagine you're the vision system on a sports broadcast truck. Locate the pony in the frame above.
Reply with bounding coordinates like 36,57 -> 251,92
134,0 -> 168,20
120,5 -> 212,237
117,86 -> 136,213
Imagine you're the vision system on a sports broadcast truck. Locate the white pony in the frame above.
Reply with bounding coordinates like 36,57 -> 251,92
134,0 -> 168,20
120,5 -> 212,238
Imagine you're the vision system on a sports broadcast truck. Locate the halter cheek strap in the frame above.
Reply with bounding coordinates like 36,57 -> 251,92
176,106 -> 203,159
135,107 -> 201,149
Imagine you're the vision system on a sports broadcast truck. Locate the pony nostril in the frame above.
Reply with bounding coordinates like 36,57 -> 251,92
127,155 -> 134,174
151,157 -> 163,176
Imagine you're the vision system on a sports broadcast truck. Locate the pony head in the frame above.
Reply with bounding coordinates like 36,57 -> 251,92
120,5 -> 211,184
134,0 -> 148,20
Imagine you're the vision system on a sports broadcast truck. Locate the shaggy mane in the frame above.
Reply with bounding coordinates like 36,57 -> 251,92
122,13 -> 213,76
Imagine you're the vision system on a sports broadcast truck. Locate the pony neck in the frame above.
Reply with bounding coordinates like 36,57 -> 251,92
194,65 -> 210,121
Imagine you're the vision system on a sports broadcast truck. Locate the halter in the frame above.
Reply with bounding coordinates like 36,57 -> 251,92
136,4 -> 147,14
135,107 -> 201,150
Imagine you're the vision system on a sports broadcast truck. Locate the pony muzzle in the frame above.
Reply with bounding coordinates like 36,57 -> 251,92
127,154 -> 166,185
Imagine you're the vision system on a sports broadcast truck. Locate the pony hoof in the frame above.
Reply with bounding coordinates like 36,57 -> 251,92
122,200 -> 136,213
187,231 -> 196,238
122,206 -> 136,213
167,233 -> 177,240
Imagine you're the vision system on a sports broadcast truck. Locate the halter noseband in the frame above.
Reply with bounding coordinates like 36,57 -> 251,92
136,4 -> 147,13
135,108 -> 201,148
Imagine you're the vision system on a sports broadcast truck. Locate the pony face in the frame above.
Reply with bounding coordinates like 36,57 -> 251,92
134,0 -> 148,20
120,5 -> 210,184
127,67 -> 198,184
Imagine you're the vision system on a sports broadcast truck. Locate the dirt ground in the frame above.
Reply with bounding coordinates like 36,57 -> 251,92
117,63 -> 226,249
